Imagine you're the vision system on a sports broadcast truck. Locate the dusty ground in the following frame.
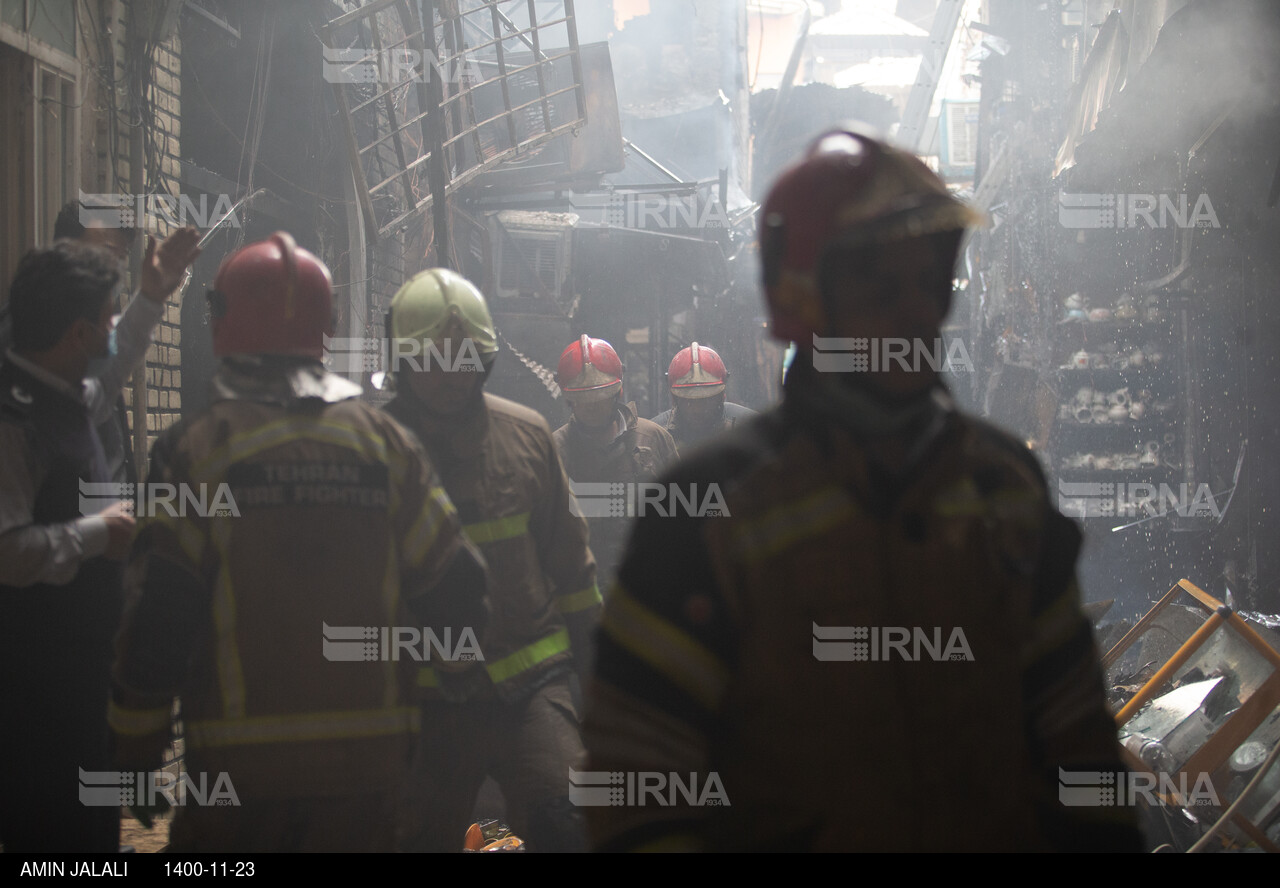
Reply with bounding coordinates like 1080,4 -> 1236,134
120,811 -> 170,853
118,747 -> 179,852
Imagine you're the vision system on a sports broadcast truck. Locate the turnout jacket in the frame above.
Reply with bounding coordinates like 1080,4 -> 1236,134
651,401 -> 758,453
109,358 -> 484,799
553,402 -> 678,589
584,365 -> 1140,852
387,391 -> 600,703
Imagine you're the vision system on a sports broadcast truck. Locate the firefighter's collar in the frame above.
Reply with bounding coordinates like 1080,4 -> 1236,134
570,400 -> 635,447
402,387 -> 490,463
212,356 -> 362,406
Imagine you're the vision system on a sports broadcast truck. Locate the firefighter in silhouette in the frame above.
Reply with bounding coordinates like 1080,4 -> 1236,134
110,234 -> 487,851
386,269 -> 598,852
583,127 -> 1140,852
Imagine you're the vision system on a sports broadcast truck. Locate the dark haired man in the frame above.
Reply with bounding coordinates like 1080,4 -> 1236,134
0,203 -> 146,484
0,231 -> 198,851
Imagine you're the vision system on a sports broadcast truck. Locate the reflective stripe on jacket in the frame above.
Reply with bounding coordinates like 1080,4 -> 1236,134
112,369 -> 471,798
585,377 -> 1138,851
553,402 -> 678,589
388,392 -> 599,702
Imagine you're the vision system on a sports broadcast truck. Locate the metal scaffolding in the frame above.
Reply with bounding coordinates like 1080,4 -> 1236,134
322,0 -> 587,240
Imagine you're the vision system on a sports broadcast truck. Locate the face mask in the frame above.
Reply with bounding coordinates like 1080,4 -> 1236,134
86,315 -> 120,376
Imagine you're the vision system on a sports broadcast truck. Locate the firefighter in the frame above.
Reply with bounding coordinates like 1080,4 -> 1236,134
109,233 -> 487,852
552,335 -> 678,590
385,268 -> 599,853
583,127 -> 1141,851
651,342 -> 757,451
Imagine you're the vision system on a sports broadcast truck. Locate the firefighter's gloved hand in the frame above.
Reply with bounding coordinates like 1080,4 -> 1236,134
435,662 -> 492,703
128,793 -> 171,830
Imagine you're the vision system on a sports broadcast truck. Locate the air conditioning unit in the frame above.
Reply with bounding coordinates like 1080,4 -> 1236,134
940,101 -> 980,178
489,210 -> 578,301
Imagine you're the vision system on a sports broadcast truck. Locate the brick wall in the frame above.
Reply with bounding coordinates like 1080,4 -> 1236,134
118,26 -> 185,463
72,3 -> 187,471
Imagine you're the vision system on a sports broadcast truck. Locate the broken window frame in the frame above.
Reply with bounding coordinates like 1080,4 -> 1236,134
0,36 -> 79,288
321,0 -> 587,240
1103,578 -> 1280,848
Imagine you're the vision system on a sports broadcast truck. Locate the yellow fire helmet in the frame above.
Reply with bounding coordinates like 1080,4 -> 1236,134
389,268 -> 499,368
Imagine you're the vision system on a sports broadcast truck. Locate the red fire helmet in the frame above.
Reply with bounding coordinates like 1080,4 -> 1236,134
668,342 -> 727,399
211,231 -> 333,358
557,334 -> 623,403
759,126 -> 983,344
